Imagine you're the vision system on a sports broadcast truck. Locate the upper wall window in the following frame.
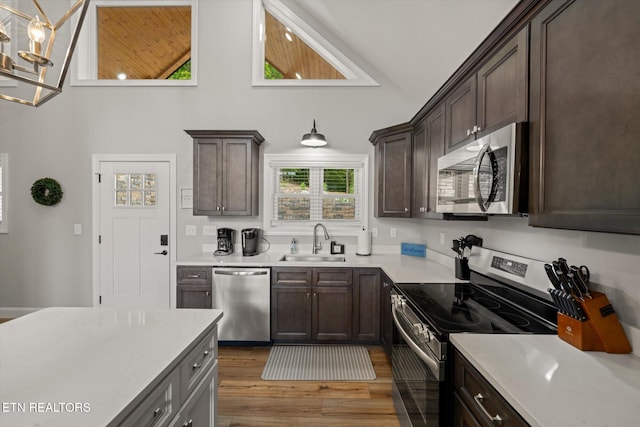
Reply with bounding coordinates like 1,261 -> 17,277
252,0 -> 378,86
72,0 -> 198,86
0,153 -> 7,234
263,154 -> 369,236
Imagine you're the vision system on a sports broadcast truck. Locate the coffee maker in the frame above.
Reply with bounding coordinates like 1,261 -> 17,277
214,228 -> 235,256
241,228 -> 261,256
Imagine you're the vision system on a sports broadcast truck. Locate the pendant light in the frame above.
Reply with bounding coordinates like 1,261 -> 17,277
300,120 -> 327,147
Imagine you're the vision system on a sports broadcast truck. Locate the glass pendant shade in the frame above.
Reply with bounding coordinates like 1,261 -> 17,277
300,120 -> 327,147
0,0 -> 90,107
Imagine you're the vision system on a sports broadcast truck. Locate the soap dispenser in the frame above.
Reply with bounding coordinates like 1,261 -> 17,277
290,238 -> 298,254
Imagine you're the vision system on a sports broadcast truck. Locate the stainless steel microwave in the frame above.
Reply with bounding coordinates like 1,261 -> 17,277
436,123 -> 527,215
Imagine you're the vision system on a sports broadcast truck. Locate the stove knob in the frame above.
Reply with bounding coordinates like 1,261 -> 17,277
412,323 -> 424,335
420,327 -> 432,342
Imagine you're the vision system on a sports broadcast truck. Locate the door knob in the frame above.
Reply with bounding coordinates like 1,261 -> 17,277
154,250 -> 168,255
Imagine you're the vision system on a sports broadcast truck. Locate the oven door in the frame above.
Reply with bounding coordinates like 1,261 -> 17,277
392,302 -> 446,427
436,122 -> 518,214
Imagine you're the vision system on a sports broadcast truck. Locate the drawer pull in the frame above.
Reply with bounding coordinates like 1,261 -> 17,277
183,419 -> 193,427
187,274 -> 200,278
148,407 -> 163,426
473,393 -> 503,425
192,350 -> 211,370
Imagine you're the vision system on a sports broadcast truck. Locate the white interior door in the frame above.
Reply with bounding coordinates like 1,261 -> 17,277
98,161 -> 171,308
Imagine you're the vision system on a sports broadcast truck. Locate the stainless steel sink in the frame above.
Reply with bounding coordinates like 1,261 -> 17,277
279,254 -> 346,262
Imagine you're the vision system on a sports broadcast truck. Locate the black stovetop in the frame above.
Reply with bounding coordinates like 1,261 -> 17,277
394,273 -> 557,338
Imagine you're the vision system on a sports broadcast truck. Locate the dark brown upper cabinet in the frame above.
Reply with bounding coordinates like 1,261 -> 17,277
370,124 -> 413,218
186,130 -> 264,216
412,104 -> 445,218
445,27 -> 529,153
528,0 -> 640,234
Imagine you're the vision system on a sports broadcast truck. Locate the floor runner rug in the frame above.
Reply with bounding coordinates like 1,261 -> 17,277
261,345 -> 376,381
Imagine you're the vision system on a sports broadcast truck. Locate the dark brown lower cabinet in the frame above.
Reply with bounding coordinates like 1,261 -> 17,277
272,267 -> 383,344
353,268 -> 381,342
380,272 -> 394,357
454,350 -> 528,427
177,266 -> 212,309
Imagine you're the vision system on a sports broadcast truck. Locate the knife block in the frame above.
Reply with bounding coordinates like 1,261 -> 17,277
557,291 -> 631,354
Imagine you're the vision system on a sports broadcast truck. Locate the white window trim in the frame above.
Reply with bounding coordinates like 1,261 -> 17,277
71,0 -> 198,87
0,153 -> 8,234
263,153 -> 369,236
252,0 -> 378,87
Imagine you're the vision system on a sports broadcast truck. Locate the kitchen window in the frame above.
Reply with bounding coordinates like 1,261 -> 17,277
0,153 -> 7,233
264,154 -> 368,235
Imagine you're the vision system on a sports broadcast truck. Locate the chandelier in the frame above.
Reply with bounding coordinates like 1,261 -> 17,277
0,0 -> 89,107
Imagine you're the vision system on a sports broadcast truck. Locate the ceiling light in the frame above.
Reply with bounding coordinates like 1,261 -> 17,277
117,72 -> 127,80
300,120 -> 327,148
0,0 -> 90,107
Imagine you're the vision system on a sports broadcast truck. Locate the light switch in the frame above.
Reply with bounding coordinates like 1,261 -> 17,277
371,227 -> 378,238
390,228 -> 397,238
74,224 -> 82,235
186,225 -> 197,236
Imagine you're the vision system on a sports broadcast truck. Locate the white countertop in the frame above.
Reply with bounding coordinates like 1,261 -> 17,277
451,333 -> 640,427
0,307 -> 223,426
178,250 -> 462,284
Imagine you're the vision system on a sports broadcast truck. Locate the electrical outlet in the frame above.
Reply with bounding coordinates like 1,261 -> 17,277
73,224 -> 82,235
202,225 -> 216,236
371,227 -> 378,238
186,225 -> 197,236
439,232 -> 445,245
390,228 -> 397,238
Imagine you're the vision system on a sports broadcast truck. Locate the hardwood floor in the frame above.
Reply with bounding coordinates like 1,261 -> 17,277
217,346 -> 400,427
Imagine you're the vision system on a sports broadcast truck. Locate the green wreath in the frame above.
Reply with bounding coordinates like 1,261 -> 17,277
31,178 -> 63,206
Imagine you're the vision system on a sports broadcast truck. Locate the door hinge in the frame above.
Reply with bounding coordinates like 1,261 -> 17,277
99,296 -> 102,304
95,173 -> 102,183
98,235 -> 102,244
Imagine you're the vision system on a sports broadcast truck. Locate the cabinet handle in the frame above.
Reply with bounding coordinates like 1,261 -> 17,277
187,274 -> 200,278
222,206 -> 226,211
183,420 -> 193,427
149,407 -> 163,426
307,293 -> 310,298
473,393 -> 503,425
216,206 -> 220,211
467,128 -> 472,136
404,207 -> 409,212
192,350 -> 211,370
205,291 -> 210,296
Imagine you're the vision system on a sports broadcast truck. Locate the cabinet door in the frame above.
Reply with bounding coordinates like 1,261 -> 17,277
445,75 -> 477,152
222,139 -> 254,216
177,285 -> 212,309
411,119 -> 428,218
376,132 -> 412,217
380,273 -> 393,358
426,104 -> 446,217
352,268 -> 380,342
193,138 -> 223,216
271,285 -> 312,341
453,393 -> 482,427
476,27 -> 528,136
312,286 -> 353,341
529,0 -> 640,234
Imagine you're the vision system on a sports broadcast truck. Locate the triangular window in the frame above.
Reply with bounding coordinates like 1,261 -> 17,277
252,0 -> 378,86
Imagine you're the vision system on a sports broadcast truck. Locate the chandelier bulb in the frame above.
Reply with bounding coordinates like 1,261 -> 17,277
28,15 -> 46,43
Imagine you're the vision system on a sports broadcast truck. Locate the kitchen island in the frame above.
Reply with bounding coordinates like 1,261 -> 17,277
451,333 -> 640,427
0,307 -> 223,426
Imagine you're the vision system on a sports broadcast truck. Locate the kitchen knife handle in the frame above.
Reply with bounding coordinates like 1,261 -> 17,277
544,264 -> 562,290
569,266 -> 590,296
557,257 -> 571,275
566,272 -> 583,299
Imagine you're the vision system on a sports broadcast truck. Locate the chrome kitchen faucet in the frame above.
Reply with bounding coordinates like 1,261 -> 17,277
312,223 -> 330,254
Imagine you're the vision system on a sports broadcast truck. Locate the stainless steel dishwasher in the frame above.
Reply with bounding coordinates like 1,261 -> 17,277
211,267 -> 271,342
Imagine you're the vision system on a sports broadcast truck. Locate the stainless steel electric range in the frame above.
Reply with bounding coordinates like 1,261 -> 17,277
391,247 -> 558,427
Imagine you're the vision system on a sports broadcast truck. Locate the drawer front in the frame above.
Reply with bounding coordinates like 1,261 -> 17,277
180,327 -> 217,400
454,350 -> 528,427
177,267 -> 211,285
119,369 -> 179,427
313,268 -> 353,287
271,267 -> 312,286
